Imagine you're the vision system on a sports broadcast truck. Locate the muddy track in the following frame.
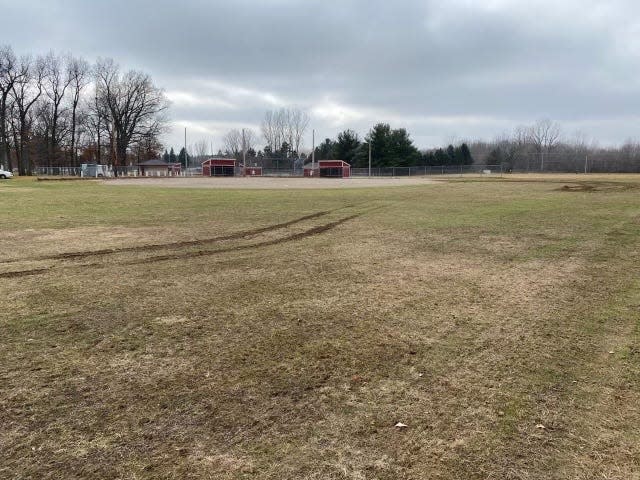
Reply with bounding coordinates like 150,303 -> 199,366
0,210 -> 369,279
0,209 -> 342,265
0,268 -> 51,279
557,182 -> 640,192
124,213 -> 362,265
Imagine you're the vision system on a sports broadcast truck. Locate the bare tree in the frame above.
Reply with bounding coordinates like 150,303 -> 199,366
0,45 -> 22,170
527,119 -> 561,170
43,51 -> 73,164
243,128 -> 258,152
80,93 -> 107,163
261,107 -> 309,156
222,128 -> 242,157
262,109 -> 287,154
95,58 -> 169,174
261,110 -> 277,153
289,107 -> 309,155
10,55 -> 46,175
67,56 -> 90,166
191,139 -> 208,162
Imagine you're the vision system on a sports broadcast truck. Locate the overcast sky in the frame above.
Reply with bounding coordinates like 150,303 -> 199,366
2,0 -> 639,151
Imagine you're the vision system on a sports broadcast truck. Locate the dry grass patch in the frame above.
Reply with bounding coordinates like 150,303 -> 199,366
1,175 -> 639,479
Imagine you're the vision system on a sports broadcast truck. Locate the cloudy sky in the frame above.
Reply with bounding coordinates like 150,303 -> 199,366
2,0 -> 640,151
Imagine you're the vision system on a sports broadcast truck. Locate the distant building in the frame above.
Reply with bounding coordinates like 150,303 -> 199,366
304,160 -> 351,178
201,158 -> 237,176
138,159 -> 182,176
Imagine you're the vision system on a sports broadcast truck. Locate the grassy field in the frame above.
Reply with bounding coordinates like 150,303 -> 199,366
1,175 -> 639,479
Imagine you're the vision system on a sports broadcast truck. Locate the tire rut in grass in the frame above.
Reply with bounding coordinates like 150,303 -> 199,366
0,267 -> 51,279
124,213 -> 363,265
0,209 -> 343,266
0,207 -> 375,278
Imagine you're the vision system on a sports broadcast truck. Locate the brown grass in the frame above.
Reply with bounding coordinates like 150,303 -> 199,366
1,175 -> 639,479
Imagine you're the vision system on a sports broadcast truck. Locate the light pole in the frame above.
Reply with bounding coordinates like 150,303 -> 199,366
242,128 -> 247,176
368,141 -> 372,177
184,127 -> 187,176
312,129 -> 315,175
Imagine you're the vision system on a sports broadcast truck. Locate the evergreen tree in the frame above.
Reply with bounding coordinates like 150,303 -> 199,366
177,147 -> 190,167
367,123 -> 391,167
162,149 -> 169,163
446,145 -> 456,164
356,123 -> 421,167
459,143 -> 473,165
422,150 -> 436,166
279,141 -> 290,158
169,147 -> 177,163
314,139 -> 335,161
487,147 -> 504,165
434,148 -> 449,165
333,129 -> 361,166
388,128 -> 421,166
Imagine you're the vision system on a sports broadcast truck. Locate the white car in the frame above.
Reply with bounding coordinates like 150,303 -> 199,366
0,168 -> 13,179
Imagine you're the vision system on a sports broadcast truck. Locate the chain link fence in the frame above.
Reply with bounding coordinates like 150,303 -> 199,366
30,158 -> 640,178
350,165 -> 503,176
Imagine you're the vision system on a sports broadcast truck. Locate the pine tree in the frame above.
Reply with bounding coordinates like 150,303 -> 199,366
358,123 -> 421,167
459,143 -> 473,165
177,147 -> 189,167
446,145 -> 456,164
333,130 -> 361,165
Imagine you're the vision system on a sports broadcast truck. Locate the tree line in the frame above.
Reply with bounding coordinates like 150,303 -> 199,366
0,45 -> 168,175
468,119 -> 640,172
213,118 -> 474,169
311,123 -> 473,168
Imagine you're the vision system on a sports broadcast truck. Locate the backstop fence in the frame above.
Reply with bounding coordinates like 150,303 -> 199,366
29,158 -> 640,178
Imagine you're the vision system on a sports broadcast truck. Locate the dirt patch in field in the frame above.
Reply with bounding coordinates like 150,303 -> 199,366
557,181 -> 640,192
560,183 -> 596,192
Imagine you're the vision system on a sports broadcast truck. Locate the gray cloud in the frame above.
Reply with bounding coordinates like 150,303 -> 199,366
2,0 -> 639,149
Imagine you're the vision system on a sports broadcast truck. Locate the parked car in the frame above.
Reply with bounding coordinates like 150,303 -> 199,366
0,168 -> 13,179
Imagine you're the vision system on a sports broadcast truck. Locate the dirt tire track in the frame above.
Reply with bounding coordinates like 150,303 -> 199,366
0,268 -> 51,279
124,213 -> 363,265
0,209 -> 343,265
0,207 -> 380,279
0,215 -> 358,278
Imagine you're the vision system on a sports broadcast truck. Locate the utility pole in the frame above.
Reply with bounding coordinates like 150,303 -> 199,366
242,128 -> 247,176
368,142 -> 372,177
311,129 -> 315,175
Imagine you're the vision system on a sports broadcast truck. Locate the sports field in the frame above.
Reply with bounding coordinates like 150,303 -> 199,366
1,175 -> 639,479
